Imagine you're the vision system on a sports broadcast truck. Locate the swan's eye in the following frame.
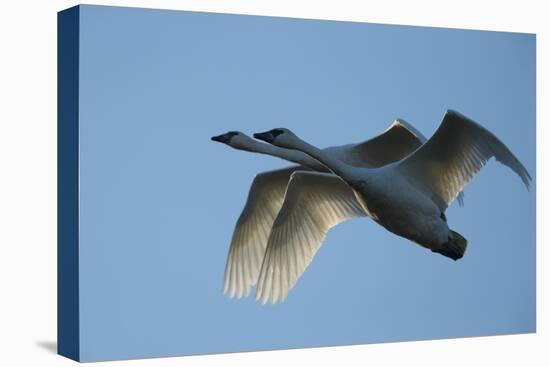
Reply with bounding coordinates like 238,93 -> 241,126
224,131 -> 239,141
270,129 -> 285,137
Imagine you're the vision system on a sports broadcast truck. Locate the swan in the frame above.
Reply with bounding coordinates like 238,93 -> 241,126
211,119 -> 450,299
253,110 -> 531,304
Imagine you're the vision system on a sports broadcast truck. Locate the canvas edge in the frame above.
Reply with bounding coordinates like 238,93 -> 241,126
57,5 -> 81,362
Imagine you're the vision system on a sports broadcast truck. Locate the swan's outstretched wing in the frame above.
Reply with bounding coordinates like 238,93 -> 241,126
346,119 -> 427,167
223,166 -> 303,299
341,119 -> 464,207
255,172 -> 366,304
396,110 -> 531,211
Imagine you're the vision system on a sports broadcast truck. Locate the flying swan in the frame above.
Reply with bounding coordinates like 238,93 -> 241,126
211,119 -> 451,299
253,110 -> 531,304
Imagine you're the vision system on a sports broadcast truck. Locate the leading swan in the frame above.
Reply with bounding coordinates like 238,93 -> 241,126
212,119 -> 439,299
254,110 -> 531,304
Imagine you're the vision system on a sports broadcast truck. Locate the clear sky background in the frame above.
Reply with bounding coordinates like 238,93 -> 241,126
77,5 -> 536,361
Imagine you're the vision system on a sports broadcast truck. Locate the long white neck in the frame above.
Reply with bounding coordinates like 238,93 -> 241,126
237,138 -> 327,171
281,138 -> 358,183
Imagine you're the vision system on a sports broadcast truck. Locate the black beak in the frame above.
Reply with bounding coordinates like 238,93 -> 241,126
253,131 -> 275,143
211,131 -> 238,144
211,134 -> 226,143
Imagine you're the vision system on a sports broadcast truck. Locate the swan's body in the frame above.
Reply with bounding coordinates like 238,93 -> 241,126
254,110 -> 531,304
212,120 -> 436,299
346,164 -> 452,249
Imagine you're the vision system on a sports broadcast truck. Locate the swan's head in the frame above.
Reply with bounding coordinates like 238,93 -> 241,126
211,131 -> 240,144
211,131 -> 260,151
253,128 -> 298,149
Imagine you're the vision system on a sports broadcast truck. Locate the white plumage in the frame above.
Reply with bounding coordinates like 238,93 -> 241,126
395,112 -> 531,211
222,166 -> 301,298
254,110 -> 530,304
254,172 -> 365,304
213,119 -> 437,299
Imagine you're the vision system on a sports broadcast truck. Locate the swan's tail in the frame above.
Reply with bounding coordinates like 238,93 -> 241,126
432,230 -> 468,261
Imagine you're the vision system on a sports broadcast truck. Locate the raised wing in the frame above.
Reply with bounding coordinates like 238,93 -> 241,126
338,119 -> 464,206
223,166 -> 304,298
396,110 -> 531,211
255,172 -> 366,304
344,118 -> 427,167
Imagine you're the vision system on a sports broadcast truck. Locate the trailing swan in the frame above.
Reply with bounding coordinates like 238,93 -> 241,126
211,119 -> 439,299
253,110 -> 531,304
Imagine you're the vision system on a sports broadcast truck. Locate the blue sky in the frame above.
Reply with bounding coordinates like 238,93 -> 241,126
77,5 -> 535,361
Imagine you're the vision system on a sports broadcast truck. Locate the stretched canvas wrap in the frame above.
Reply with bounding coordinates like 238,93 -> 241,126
58,4 -> 536,362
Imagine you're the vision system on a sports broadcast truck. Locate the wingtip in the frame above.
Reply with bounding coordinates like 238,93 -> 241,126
390,118 -> 411,130
254,289 -> 279,305
254,290 -> 263,304
516,162 -> 532,192
223,282 -> 248,300
254,290 -> 288,305
444,109 -> 470,122
393,118 -> 428,142
392,118 -> 406,130
444,109 -> 476,124
393,118 -> 409,129
224,290 -> 235,299
445,109 -> 460,117
257,297 -> 269,305
523,176 -> 532,191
